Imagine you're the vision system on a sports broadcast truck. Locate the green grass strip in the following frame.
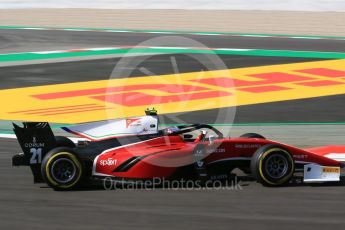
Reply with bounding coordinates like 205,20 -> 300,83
1,47 -> 345,62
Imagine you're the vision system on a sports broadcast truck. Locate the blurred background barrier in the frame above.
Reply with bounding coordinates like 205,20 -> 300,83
1,9 -> 345,36
1,0 -> 345,11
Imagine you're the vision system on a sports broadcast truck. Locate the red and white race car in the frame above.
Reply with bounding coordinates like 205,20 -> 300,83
12,109 -> 345,190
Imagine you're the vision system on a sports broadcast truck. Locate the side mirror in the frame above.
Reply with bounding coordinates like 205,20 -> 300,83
208,135 -> 216,145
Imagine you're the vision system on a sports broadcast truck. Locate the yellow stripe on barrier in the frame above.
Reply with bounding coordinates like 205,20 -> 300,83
1,59 -> 345,123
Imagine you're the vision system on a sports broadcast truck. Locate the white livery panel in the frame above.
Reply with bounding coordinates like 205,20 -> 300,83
62,115 -> 158,141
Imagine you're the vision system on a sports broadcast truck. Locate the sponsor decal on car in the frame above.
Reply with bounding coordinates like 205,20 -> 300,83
322,167 -> 340,173
196,161 -> 204,168
235,144 -> 261,149
294,154 -> 309,160
126,118 -> 142,128
206,147 -> 226,154
100,158 -> 118,166
24,137 -> 45,148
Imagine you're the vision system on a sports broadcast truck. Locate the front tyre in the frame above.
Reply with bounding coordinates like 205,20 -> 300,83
41,147 -> 83,191
250,145 -> 294,187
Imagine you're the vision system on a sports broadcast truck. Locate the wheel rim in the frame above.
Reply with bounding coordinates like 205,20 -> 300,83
51,158 -> 77,184
264,153 -> 288,179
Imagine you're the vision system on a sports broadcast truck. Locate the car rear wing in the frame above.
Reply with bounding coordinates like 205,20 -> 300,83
13,122 -> 57,183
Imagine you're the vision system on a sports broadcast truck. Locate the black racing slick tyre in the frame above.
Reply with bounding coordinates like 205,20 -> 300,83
250,145 -> 294,187
41,147 -> 83,191
55,136 -> 76,148
240,133 -> 265,139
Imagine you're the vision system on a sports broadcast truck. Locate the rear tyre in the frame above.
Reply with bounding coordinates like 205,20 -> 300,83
41,147 -> 83,191
250,144 -> 294,186
240,133 -> 265,139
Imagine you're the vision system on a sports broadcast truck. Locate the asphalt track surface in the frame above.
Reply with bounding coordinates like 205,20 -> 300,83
1,138 -> 345,230
0,54 -> 319,89
2,29 -> 345,53
1,29 -> 345,230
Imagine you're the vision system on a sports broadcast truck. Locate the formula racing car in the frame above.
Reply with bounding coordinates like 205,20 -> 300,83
12,109 -> 345,190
